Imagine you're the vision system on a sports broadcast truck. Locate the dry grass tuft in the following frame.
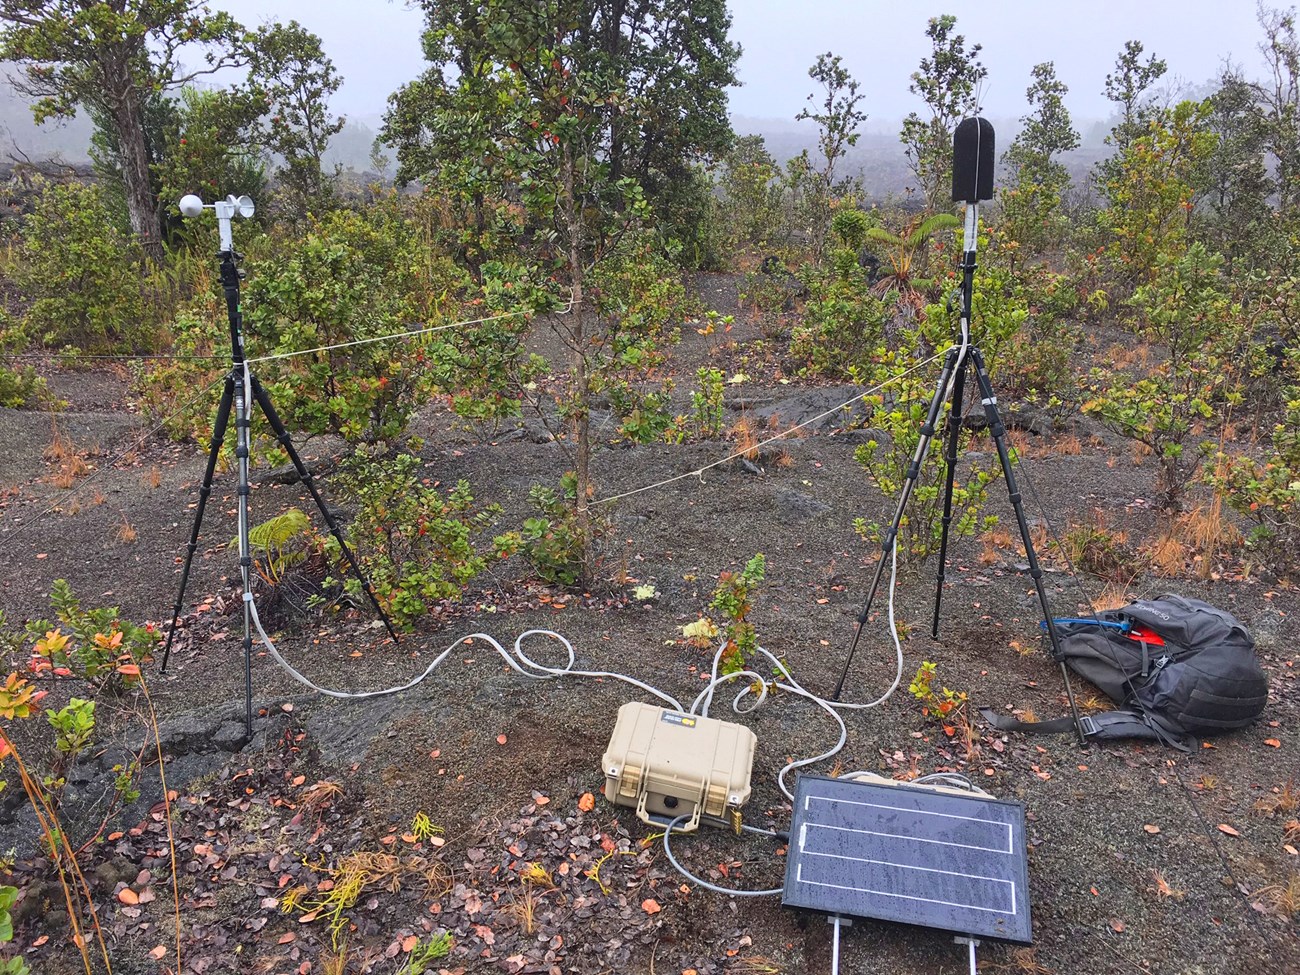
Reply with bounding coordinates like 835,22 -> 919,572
1051,433 -> 1083,456
1092,580 -> 1135,613
1148,869 -> 1186,902
730,957 -> 783,974
1252,875 -> 1300,917
507,884 -> 542,935
729,415 -> 761,460
285,848 -> 451,950
320,944 -> 350,975
43,420 -> 79,464
301,779 -> 344,813
115,516 -> 138,544
45,420 -> 92,488
1006,428 -> 1032,456
49,454 -> 90,489
1149,531 -> 1188,577
1077,694 -> 1112,715
1252,780 -> 1298,818
145,466 -> 162,489
979,525 -> 1019,566
1182,501 -> 1240,579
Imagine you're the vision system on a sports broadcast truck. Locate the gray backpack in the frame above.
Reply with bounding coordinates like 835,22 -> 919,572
982,595 -> 1269,750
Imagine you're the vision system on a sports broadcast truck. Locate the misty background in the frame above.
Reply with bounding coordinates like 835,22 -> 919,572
0,0 -> 1277,197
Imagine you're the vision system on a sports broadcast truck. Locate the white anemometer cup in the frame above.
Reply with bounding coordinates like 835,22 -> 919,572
178,194 -> 255,252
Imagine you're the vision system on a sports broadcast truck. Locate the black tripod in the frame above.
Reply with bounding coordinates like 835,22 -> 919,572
830,166 -> 1085,744
160,196 -> 397,739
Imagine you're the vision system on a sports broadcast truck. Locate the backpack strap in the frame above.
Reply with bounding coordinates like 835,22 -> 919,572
979,707 -> 1193,753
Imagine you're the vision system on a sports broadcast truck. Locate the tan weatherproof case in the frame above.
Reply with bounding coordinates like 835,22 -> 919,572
602,701 -> 757,831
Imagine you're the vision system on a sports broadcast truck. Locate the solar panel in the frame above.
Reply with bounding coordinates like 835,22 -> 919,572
782,774 -> 1032,944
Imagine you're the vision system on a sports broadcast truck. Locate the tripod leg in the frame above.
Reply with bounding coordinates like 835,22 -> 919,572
161,376 -> 235,673
248,376 -> 400,643
931,354 -> 969,638
970,349 -> 1086,746
832,346 -> 960,701
234,368 -> 255,743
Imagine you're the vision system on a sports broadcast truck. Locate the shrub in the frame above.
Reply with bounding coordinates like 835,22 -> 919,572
831,207 -> 873,252
0,317 -> 48,409
0,884 -> 30,974
920,247 -> 1083,420
327,452 -> 498,629
493,475 -> 605,588
0,361 -> 46,409
1207,393 -> 1300,574
790,271 -> 891,378
709,554 -> 766,675
689,367 -> 726,439
718,135 -> 783,258
25,580 -> 159,694
243,200 -> 472,445
587,233 -> 691,441
1097,100 -> 1216,290
13,180 -> 151,352
1085,244 -> 1239,511
852,352 -> 1000,560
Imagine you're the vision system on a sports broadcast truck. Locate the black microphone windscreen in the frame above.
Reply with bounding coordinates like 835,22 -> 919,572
952,117 -> 995,203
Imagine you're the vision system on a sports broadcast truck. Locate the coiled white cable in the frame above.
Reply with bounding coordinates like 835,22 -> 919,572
245,595 -> 684,711
235,520 -> 913,912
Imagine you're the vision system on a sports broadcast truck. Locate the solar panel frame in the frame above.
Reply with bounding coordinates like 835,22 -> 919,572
782,774 -> 1033,944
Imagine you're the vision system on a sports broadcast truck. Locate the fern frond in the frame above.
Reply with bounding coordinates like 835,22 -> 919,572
906,213 -> 961,247
232,508 -> 312,582
864,226 -> 905,247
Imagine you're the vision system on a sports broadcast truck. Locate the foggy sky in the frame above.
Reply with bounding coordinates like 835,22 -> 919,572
209,0 -> 1276,126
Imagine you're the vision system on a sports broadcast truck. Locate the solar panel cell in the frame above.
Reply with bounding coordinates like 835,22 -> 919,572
782,775 -> 1032,944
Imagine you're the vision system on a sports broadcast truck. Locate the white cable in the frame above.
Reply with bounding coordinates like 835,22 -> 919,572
243,297 -> 575,366
593,350 -> 944,507
245,598 -> 683,710
660,815 -> 784,897
831,916 -> 843,975
686,541 -> 906,802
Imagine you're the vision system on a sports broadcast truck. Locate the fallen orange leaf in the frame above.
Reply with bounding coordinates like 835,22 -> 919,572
578,792 -> 595,813
641,898 -> 661,915
147,945 -> 166,959
1218,823 -> 1240,837
1264,739 -> 1281,748
497,734 -> 508,745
